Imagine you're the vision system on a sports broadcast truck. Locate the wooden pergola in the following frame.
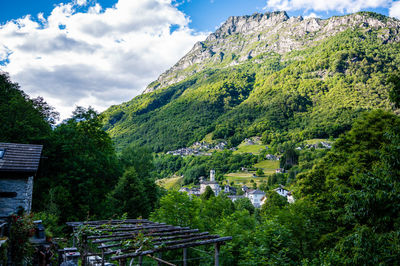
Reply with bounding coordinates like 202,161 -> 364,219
66,219 -> 232,266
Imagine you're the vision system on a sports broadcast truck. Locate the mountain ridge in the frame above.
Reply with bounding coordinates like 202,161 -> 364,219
144,11 -> 400,94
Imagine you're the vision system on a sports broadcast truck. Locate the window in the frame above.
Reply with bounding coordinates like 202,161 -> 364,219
0,148 -> 5,159
0,192 -> 17,198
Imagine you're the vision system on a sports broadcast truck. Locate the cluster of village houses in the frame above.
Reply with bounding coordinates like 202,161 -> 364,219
166,141 -> 236,156
179,170 -> 294,208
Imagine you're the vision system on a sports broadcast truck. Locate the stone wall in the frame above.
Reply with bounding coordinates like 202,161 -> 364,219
0,177 -> 33,216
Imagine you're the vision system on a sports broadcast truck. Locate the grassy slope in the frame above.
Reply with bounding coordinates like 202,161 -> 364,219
234,144 -> 266,155
156,176 -> 184,190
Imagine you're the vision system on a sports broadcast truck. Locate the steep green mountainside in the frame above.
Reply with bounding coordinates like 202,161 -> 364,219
102,11 -> 400,152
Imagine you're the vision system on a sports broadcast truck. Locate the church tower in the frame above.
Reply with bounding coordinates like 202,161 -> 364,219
210,169 -> 215,181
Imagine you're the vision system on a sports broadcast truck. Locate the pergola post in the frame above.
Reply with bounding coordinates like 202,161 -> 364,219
82,235 -> 87,266
214,243 -> 220,266
101,248 -> 105,266
158,252 -> 162,266
183,248 -> 187,266
118,258 -> 127,266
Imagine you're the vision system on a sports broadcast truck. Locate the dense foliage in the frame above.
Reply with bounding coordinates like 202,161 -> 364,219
0,73 -> 55,144
151,110 -> 400,264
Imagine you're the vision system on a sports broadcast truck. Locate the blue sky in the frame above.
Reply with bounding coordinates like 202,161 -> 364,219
0,0 -> 393,30
0,0 -> 399,119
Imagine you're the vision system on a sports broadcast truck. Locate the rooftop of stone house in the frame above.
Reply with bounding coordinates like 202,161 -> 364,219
0,142 -> 43,173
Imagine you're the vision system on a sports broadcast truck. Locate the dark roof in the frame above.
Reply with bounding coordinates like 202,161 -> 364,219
248,189 -> 266,195
0,143 -> 43,173
200,181 -> 218,185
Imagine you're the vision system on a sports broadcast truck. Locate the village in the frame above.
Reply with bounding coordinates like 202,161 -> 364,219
166,141 -> 236,156
179,170 -> 294,208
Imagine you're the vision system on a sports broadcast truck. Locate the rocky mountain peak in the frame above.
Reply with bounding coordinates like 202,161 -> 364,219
143,12 -> 400,94
208,11 -> 290,41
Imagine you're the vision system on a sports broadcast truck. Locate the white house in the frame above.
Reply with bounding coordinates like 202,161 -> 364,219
246,189 -> 266,208
274,185 -> 289,197
274,185 -> 295,203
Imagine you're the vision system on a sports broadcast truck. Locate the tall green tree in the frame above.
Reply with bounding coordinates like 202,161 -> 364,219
0,72 -> 55,143
106,145 -> 161,218
34,107 -> 121,222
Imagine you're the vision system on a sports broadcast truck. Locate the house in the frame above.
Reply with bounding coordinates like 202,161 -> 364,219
179,187 -> 201,196
200,170 -> 221,196
287,191 -> 295,204
223,185 -> 236,195
179,187 -> 190,193
265,154 -> 278,160
227,195 -> 245,202
245,189 -> 266,208
274,185 -> 295,203
0,143 -> 43,217
275,168 -> 285,174
274,185 -> 289,197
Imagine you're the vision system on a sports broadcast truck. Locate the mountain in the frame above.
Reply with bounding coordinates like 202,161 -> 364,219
102,11 -> 400,152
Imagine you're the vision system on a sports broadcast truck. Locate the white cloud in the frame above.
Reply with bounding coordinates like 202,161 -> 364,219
266,0 -> 392,13
0,0 -> 207,120
76,0 -> 87,6
389,1 -> 400,18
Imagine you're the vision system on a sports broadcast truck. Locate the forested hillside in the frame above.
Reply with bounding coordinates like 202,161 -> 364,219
102,11 -> 400,152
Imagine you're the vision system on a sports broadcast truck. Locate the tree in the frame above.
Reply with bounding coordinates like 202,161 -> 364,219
388,72 -> 400,108
106,145 -> 161,218
150,191 -> 201,228
256,168 -> 264,176
261,191 -> 288,214
0,72 -> 52,143
106,167 -> 149,218
34,106 -> 121,222
201,186 -> 215,200
234,197 -> 255,215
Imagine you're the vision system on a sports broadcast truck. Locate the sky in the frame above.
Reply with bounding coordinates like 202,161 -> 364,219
1,0 -> 400,120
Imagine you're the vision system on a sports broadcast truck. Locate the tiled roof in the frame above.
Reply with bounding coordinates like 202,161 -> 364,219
0,142 -> 43,173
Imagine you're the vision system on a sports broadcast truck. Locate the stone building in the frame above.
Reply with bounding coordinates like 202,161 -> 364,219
0,142 -> 43,216
200,170 -> 221,196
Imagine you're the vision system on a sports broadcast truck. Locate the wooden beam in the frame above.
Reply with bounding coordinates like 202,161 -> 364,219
94,223 -> 168,231
111,237 -> 232,260
98,232 -> 210,250
92,229 -> 199,244
66,219 -> 151,227
88,225 -> 185,239
102,235 -> 220,256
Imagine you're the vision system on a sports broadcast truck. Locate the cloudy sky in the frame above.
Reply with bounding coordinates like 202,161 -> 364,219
1,0 -> 400,120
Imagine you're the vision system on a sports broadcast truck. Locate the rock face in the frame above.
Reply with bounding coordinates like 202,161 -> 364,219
143,11 -> 400,94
